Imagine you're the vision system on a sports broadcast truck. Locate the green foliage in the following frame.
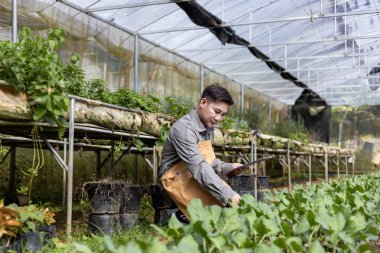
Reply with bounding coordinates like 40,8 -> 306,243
219,117 -> 250,132
0,202 -> 55,245
0,27 -> 70,138
56,173 -> 380,252
156,122 -> 171,146
271,117 -> 310,142
219,116 -> 235,132
65,72 -> 161,113
164,96 -> 194,120
104,89 -> 160,113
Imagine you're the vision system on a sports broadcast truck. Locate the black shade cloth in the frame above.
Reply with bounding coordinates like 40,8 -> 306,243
177,1 -> 309,89
292,89 -> 331,143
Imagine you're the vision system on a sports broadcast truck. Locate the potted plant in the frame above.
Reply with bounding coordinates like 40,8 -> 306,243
0,200 -> 56,252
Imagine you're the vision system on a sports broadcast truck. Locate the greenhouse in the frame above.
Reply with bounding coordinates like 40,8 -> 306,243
0,0 -> 379,252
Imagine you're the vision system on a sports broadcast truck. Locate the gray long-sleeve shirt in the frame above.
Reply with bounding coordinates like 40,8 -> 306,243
159,109 -> 237,205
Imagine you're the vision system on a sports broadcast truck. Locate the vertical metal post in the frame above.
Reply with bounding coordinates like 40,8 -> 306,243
334,0 -> 337,36
284,44 -> 288,69
249,13 -> 253,43
153,145 -> 157,184
287,143 -> 291,190
338,123 -> 342,148
268,97 -> 272,125
352,156 -> 355,176
308,155 -> 312,184
269,30 -> 272,57
200,65 -> 204,95
96,150 -> 101,179
8,146 -> 16,201
324,152 -> 328,182
344,2 -> 347,54
345,156 -> 348,175
240,83 -> 244,115
66,98 -> 75,239
12,0 -> 17,43
221,0 -> 224,20
110,140 -> 115,177
251,141 -> 257,200
134,35 -> 139,92
297,60 -> 300,79
320,0 -> 323,14
337,154 -> 340,178
63,138 -> 67,207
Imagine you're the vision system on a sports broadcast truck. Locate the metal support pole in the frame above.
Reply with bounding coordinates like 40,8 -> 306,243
268,97 -> 272,125
345,156 -> 348,175
12,0 -> 17,43
96,150 -> 101,179
66,98 -> 75,239
287,143 -> 291,190
42,138 -> 68,172
200,65 -> 204,95
8,146 -> 16,202
134,34 -> 139,92
250,141 -> 257,199
338,123 -> 342,148
308,155 -> 312,184
352,156 -> 355,176
63,138 -> 67,207
337,154 -> 340,178
324,152 -> 328,182
153,145 -> 157,184
240,83 -> 244,115
110,140 -> 115,177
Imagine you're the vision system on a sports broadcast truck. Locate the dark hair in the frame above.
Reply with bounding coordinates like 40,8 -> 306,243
201,84 -> 234,105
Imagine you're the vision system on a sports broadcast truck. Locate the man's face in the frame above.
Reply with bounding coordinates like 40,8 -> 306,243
197,98 -> 229,129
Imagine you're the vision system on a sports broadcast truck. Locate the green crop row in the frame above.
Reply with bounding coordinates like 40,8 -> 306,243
64,173 -> 379,253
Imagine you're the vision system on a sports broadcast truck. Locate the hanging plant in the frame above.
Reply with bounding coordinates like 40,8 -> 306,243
0,27 -> 70,138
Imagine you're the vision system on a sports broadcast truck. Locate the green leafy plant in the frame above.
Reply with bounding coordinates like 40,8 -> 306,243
219,116 -> 235,132
164,96 -> 194,121
156,122 -> 171,146
104,89 -> 161,113
0,200 -> 55,246
0,27 -> 70,138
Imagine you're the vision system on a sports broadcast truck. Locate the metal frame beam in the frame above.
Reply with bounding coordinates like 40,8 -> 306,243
138,10 -> 380,34
207,52 -> 380,65
177,34 -> 380,52
86,0 -> 189,12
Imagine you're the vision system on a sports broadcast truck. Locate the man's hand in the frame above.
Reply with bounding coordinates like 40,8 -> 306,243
230,163 -> 244,176
229,193 -> 241,205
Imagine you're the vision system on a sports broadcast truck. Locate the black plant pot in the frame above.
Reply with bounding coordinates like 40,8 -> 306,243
154,208 -> 176,226
119,212 -> 140,230
257,176 -> 270,190
149,184 -> 173,210
89,213 -> 120,235
84,182 -> 124,214
119,185 -> 143,213
0,245 -> 11,253
38,225 -> 56,245
228,174 -> 255,192
14,231 -> 42,253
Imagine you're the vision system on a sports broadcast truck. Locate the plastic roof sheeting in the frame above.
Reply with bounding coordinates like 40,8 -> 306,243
28,1 -> 380,105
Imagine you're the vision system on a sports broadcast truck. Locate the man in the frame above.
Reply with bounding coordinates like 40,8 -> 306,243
159,84 -> 242,222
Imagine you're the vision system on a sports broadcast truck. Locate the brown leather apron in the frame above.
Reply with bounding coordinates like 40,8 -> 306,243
160,140 -> 223,218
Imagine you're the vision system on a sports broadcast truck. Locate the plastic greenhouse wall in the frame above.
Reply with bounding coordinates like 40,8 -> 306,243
0,0 -> 289,122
